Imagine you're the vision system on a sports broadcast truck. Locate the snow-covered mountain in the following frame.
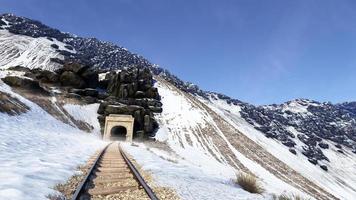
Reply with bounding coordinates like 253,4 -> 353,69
0,13 -> 355,200
0,13 -> 150,71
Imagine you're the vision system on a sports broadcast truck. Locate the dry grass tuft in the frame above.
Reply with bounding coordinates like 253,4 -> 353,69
273,193 -> 310,200
235,172 -> 264,194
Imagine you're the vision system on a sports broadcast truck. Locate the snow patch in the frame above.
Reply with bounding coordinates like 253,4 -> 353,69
63,103 -> 101,134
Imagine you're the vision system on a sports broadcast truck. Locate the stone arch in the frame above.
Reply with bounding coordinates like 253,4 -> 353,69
103,114 -> 134,142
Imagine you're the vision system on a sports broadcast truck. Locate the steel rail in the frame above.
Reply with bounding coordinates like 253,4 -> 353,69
72,143 -> 111,200
119,144 -> 159,200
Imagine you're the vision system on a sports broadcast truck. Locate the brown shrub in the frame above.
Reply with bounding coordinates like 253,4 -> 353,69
235,172 -> 264,194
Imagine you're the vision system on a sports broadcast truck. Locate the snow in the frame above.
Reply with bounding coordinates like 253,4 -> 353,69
0,80 -> 106,200
63,103 -> 101,134
154,80 -> 226,165
282,101 -> 309,114
198,97 -> 311,198
122,142 -> 269,200
98,72 -> 109,81
204,97 -> 356,200
0,30 -> 74,71
155,81 -> 206,129
141,80 -> 311,199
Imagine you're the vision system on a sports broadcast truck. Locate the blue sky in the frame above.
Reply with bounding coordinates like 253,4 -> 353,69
1,0 -> 356,105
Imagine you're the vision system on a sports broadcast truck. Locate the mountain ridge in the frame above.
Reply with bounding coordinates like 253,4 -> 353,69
1,13 -> 356,160
1,13 -> 355,107
1,13 -> 356,199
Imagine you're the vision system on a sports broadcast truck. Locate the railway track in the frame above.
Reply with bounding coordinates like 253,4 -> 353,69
72,142 -> 158,200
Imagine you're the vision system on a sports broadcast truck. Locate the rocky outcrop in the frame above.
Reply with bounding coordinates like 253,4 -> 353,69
97,67 -> 162,138
238,99 -> 356,165
8,62 -> 98,90
7,66 -> 31,73
25,68 -> 59,83
59,71 -> 86,88
4,64 -> 162,139
1,76 -> 49,95
107,67 -> 159,100
56,62 -> 98,89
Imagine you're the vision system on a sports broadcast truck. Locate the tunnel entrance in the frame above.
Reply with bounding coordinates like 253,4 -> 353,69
103,114 -> 134,142
110,126 -> 127,140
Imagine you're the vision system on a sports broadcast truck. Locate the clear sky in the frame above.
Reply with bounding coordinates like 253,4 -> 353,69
1,0 -> 356,105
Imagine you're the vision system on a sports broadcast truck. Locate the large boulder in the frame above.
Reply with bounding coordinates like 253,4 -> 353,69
138,79 -> 152,91
62,62 -> 89,74
81,69 -> 98,88
144,115 -> 153,133
60,71 -> 86,88
135,91 -> 145,98
83,96 -> 97,104
51,44 -> 59,49
147,99 -> 163,107
68,88 -> 98,97
146,88 -> 159,99
282,140 -> 296,148
138,68 -> 152,80
97,102 -> 109,115
148,106 -> 163,113
318,142 -> 329,149
7,66 -> 31,73
320,165 -> 328,171
25,69 -> 59,83
105,104 -> 144,115
2,76 -> 49,94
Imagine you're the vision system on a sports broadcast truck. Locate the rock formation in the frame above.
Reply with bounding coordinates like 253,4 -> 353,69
5,62 -> 162,139
97,67 -> 162,139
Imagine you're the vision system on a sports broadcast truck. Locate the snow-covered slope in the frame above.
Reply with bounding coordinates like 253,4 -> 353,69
0,75 -> 106,200
123,78 -> 355,200
0,13 -> 151,71
202,96 -> 356,200
122,78 -> 316,200
0,30 -> 74,71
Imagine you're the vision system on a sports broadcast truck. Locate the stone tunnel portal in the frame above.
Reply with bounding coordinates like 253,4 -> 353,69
103,114 -> 134,142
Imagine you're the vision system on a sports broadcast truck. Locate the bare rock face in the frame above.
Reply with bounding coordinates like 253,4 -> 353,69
0,91 -> 29,115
